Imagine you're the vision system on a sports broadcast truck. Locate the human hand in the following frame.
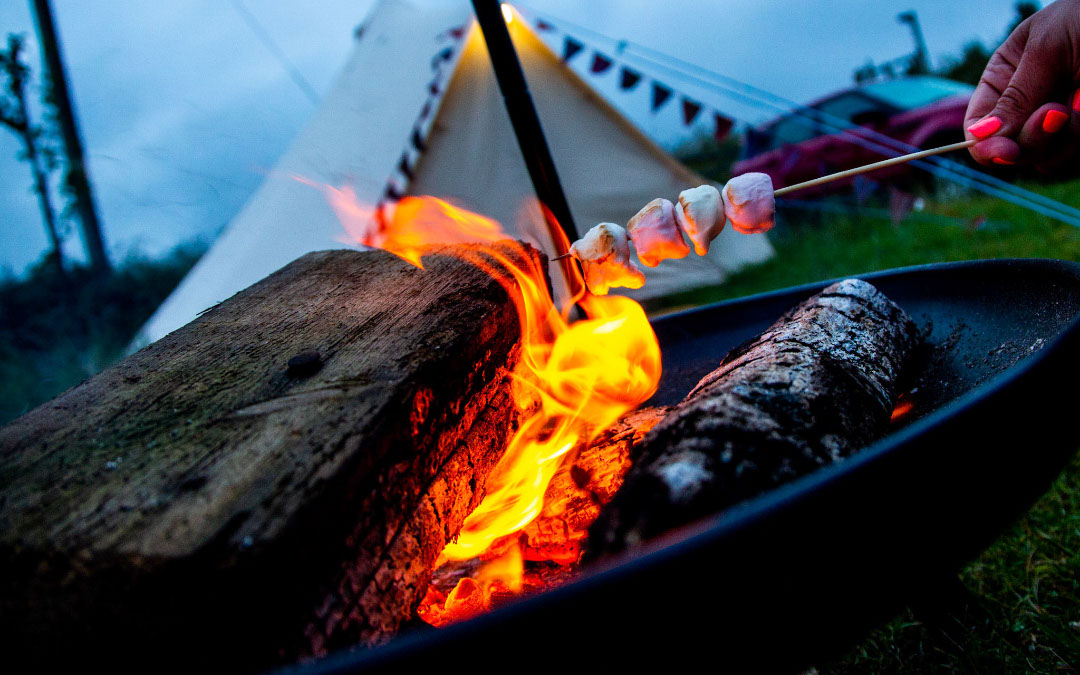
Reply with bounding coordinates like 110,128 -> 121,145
965,0 -> 1080,171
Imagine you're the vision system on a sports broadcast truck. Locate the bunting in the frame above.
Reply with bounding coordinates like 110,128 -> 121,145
562,37 -> 584,62
590,52 -> 613,74
681,98 -> 702,125
714,113 -> 734,141
651,82 -> 672,112
397,153 -> 415,182
410,127 -> 427,153
535,16 -> 742,139
431,47 -> 454,69
385,13 -> 745,208
619,67 -> 641,91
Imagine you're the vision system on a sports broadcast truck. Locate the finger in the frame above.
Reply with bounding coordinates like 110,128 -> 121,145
1015,102 -> 1071,163
969,136 -> 1021,167
968,30 -> 1065,142
965,54 -> 1018,130
964,21 -> 1029,131
1034,90 -> 1080,175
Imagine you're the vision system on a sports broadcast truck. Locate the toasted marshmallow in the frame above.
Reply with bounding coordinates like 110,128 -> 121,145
722,173 -> 775,234
674,185 -> 725,255
626,198 -> 690,268
569,223 -> 646,295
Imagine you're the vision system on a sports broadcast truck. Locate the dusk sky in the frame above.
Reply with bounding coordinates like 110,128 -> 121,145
0,0 -> 1036,275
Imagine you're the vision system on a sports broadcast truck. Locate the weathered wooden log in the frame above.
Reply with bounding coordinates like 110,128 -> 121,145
0,245 -> 538,670
589,279 -> 919,556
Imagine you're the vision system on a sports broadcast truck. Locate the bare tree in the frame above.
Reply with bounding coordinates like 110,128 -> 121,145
0,33 -> 64,276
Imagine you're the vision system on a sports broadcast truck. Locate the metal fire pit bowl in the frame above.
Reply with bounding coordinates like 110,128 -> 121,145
289,258 -> 1080,674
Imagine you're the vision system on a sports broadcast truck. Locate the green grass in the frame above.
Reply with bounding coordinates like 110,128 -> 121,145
674,180 -> 1080,673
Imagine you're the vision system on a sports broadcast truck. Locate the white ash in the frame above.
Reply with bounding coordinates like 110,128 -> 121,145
656,451 -> 713,504
723,172 -> 775,234
675,185 -> 725,255
626,198 -> 690,267
569,222 -> 645,295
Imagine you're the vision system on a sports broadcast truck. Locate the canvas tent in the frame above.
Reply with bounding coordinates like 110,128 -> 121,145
135,0 -> 773,346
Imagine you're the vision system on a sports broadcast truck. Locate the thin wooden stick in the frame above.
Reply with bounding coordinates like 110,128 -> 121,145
550,139 -> 978,261
773,139 -> 976,197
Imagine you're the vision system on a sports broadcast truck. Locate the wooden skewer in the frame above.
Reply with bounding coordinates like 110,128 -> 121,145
550,139 -> 977,262
773,139 -> 976,197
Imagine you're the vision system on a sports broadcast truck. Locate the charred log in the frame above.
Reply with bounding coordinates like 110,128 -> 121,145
589,279 -> 919,556
0,246 -> 539,671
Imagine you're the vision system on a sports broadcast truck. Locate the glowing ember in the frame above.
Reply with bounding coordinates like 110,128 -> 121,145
891,397 -> 915,421
309,183 -> 662,626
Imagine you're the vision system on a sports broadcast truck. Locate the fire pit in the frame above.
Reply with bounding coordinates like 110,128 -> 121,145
284,257 -> 1080,674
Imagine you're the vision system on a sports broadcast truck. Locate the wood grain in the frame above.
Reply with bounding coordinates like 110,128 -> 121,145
0,245 -> 537,670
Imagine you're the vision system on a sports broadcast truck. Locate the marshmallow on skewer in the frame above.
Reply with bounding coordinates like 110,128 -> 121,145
569,222 -> 646,296
674,185 -> 725,256
722,172 -> 775,234
626,198 -> 690,267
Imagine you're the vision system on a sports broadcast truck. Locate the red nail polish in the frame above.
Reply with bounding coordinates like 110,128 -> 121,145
1043,109 -> 1069,133
992,157 -> 1016,166
1072,89 -> 1080,112
968,116 -> 1002,139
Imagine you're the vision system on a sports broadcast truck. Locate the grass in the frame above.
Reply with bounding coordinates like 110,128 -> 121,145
674,179 -> 1080,673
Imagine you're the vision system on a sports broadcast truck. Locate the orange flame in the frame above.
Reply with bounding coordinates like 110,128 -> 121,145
309,184 -> 661,617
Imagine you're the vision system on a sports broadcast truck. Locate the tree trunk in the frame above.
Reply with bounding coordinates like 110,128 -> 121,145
589,279 -> 919,556
0,245 -> 537,670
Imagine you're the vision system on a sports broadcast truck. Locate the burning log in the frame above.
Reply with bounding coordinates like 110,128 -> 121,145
0,246 -> 538,671
590,279 -> 919,555
418,406 -> 667,626
522,406 -> 668,564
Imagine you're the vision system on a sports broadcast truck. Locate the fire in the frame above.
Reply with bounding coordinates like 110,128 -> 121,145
312,185 -> 660,623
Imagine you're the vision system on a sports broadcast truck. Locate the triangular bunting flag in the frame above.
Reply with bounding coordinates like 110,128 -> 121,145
431,47 -> 454,69
682,98 -> 702,125
714,113 -> 734,141
590,52 -> 613,74
651,82 -> 672,111
446,26 -> 467,40
397,153 -> 414,181
563,37 -> 584,62
411,127 -> 427,153
536,19 -> 554,31
619,67 -> 642,91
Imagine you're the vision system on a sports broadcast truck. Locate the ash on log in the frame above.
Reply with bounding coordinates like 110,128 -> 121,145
590,279 -> 919,555
0,246 -> 539,670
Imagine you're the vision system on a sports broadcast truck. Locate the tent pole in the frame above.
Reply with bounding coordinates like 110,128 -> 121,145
470,0 -> 585,297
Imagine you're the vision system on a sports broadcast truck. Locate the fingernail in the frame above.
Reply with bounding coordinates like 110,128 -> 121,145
1043,109 -> 1069,133
968,116 -> 1002,139
993,157 -> 1016,166
1072,89 -> 1080,112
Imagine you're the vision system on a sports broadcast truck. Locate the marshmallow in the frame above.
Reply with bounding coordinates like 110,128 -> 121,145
722,173 -> 775,234
674,185 -> 725,256
569,223 -> 646,296
626,198 -> 690,267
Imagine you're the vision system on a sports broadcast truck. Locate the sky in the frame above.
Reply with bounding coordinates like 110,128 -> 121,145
0,0 -> 1037,275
